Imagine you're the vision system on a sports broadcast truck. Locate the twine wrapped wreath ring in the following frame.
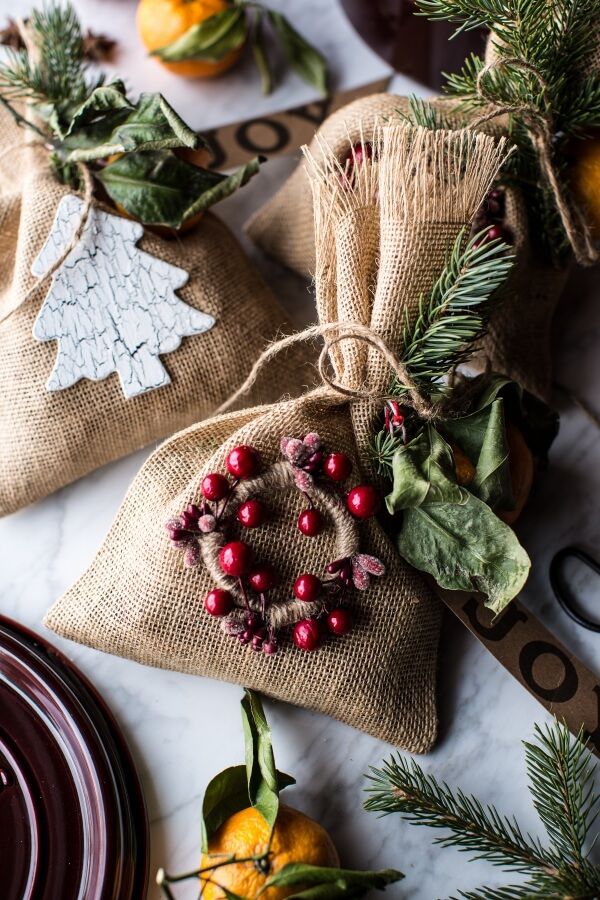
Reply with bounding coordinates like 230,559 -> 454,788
198,459 -> 361,630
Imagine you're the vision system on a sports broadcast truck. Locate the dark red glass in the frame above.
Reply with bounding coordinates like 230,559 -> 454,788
341,0 -> 486,91
0,616 -> 148,899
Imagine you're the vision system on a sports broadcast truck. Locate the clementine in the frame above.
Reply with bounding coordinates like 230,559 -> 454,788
497,422 -> 534,526
200,804 -> 340,900
137,0 -> 245,78
570,134 -> 600,238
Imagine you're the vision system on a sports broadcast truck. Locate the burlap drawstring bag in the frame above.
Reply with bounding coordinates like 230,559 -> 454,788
45,123 -> 510,751
0,104 -> 307,517
246,92 -> 570,402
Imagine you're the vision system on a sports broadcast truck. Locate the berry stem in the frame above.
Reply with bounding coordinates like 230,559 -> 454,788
238,576 -> 251,610
216,478 -> 239,524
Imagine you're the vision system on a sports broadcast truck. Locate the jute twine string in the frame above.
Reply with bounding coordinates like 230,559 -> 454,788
216,321 -> 487,421
469,58 -> 599,267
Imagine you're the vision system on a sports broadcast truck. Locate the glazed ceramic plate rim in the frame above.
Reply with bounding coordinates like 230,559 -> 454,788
0,615 -> 149,900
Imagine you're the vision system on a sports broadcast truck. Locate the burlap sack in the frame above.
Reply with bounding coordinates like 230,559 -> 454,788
0,104 -> 307,517
246,93 -> 570,401
45,123 -> 509,750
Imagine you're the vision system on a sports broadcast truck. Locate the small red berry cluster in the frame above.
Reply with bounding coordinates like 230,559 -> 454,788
166,434 -> 385,656
473,187 -> 512,246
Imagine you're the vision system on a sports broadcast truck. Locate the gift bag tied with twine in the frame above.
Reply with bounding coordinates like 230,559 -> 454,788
246,93 -> 570,403
0,98 -> 314,517
45,124 -> 511,751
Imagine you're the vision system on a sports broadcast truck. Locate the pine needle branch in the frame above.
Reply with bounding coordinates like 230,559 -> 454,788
393,227 -> 514,396
364,754 -> 554,875
364,721 -> 600,899
524,724 -> 600,881
0,3 -> 96,132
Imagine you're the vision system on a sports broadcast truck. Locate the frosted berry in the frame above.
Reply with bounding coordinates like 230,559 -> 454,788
219,541 -> 252,577
323,452 -> 353,482
226,445 -> 260,479
347,485 -> 380,519
181,504 -> 201,529
293,573 -> 322,602
201,473 -> 229,501
237,499 -> 266,529
327,608 -> 353,635
298,508 -> 323,537
263,637 -> 278,655
204,589 -> 234,617
168,525 -> 187,542
292,619 -> 322,651
245,611 -> 262,631
248,564 -> 278,593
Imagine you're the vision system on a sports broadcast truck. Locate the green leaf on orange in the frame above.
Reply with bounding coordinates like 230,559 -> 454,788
97,150 -> 261,227
151,7 -> 248,63
259,863 -> 404,898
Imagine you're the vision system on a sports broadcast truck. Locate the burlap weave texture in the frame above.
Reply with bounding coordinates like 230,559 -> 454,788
0,104 -> 304,516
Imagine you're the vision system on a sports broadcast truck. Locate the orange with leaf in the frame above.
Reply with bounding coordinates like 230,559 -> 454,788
137,0 -> 328,95
156,691 -> 403,899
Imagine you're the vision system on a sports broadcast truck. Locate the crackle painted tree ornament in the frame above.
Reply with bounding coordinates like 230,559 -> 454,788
31,194 -> 215,399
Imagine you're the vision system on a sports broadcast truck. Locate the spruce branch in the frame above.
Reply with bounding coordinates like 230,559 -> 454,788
393,227 -> 513,396
525,724 -> 600,883
364,720 -> 600,900
417,0 -> 600,263
364,754 -> 553,875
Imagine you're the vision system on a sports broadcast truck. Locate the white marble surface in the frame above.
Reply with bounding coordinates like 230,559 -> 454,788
1,2 -> 600,898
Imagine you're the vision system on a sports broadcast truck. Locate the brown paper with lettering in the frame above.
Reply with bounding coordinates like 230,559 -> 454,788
439,588 -> 600,757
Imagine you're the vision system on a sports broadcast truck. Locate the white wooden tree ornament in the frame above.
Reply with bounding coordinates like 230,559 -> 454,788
31,194 -> 216,399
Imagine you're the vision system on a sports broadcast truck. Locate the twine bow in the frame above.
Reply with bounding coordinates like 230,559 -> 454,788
470,57 -> 599,267
216,321 -> 480,421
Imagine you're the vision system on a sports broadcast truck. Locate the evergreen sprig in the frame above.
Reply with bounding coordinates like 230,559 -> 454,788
0,4 -> 93,131
364,720 -> 600,899
393,227 -> 514,396
414,0 -> 600,263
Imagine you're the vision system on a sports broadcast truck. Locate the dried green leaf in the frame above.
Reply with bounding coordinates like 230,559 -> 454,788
251,11 -> 273,95
385,424 -> 467,513
267,11 -> 327,94
151,7 -> 247,63
260,863 -> 403,898
398,495 -> 530,613
65,90 -> 199,161
97,150 -> 261,227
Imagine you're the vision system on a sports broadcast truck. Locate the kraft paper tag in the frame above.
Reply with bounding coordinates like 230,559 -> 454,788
438,588 -> 600,757
200,77 -> 391,169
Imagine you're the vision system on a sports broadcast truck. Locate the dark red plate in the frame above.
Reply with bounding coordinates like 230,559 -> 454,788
0,616 -> 149,899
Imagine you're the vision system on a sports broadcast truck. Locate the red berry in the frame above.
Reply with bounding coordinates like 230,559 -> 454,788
292,619 -> 322,651
293,573 -> 322,602
248,564 -> 278,593
347,485 -> 380,519
327,608 -> 353,635
237,499 -> 266,529
226,445 -> 260,479
485,224 -> 512,244
219,541 -> 253,577
204,589 -> 233,617
350,141 -> 372,165
323,452 -> 353,482
298,508 -> 323,537
201,472 -> 230,501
